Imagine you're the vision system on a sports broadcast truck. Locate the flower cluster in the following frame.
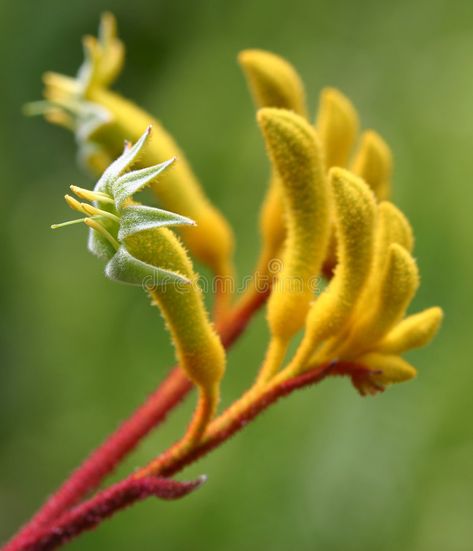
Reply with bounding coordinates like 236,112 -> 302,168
238,50 -> 442,394
8,12 -> 443,551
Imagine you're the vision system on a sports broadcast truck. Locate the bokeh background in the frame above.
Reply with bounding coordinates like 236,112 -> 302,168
1,0 -> 472,549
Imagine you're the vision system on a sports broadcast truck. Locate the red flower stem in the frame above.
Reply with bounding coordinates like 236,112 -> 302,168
5,362 -> 333,551
143,362 -> 335,478
6,287 -> 269,549
3,476 -> 206,551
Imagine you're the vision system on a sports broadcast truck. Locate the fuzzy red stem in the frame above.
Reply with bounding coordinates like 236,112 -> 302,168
4,476 -> 205,551
160,362 -> 335,476
6,362 -> 333,551
4,287 -> 269,550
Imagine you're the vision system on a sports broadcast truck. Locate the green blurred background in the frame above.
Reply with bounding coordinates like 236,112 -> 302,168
1,0 -> 472,549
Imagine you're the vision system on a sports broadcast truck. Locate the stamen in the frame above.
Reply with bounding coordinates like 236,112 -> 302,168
81,203 -> 120,222
65,194 -> 88,214
84,218 -> 120,250
70,185 -> 114,204
43,72 -> 80,94
51,218 -> 89,229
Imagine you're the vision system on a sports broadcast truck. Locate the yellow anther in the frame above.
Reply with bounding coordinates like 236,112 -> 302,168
84,218 -> 120,250
70,185 -> 114,204
81,202 -> 120,222
65,194 -> 88,214
43,72 -> 79,95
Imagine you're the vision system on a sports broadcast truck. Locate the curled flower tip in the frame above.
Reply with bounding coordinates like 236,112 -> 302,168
375,306 -> 443,355
238,49 -> 307,115
316,87 -> 359,168
352,130 -> 393,200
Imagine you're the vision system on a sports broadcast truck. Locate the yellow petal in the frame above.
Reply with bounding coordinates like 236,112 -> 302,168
356,352 -> 417,385
315,88 -> 359,168
238,49 -> 307,115
351,130 -> 392,200
375,306 -> 443,354
257,108 -> 331,340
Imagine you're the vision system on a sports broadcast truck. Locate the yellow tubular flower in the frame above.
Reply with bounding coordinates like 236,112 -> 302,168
126,229 -> 225,417
279,168 -> 376,378
256,108 -> 330,382
52,129 -> 226,443
33,13 -> 235,287
315,88 -> 359,169
238,49 -> 307,290
374,307 -> 443,355
352,130 -> 393,200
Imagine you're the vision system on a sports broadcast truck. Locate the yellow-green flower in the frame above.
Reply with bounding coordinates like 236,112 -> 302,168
53,127 -> 225,429
28,12 -> 234,288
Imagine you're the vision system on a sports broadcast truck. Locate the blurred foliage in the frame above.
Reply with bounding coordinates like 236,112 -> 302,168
1,0 -> 472,550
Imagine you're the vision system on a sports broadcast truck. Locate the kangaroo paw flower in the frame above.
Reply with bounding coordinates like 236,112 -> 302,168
52,127 -> 225,440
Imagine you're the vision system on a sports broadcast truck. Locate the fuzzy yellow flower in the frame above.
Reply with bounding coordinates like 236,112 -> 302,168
240,51 -> 443,394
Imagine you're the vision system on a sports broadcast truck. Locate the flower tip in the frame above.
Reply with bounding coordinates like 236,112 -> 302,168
82,34 -> 96,50
101,11 -> 116,27
431,306 -> 444,323
256,106 -> 291,130
237,48 -> 253,65
364,129 -> 391,156
320,87 -> 354,110
329,166 -> 374,201
238,48 -> 277,68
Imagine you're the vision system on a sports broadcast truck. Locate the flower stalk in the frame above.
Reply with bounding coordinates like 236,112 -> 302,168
6,16 -> 444,551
